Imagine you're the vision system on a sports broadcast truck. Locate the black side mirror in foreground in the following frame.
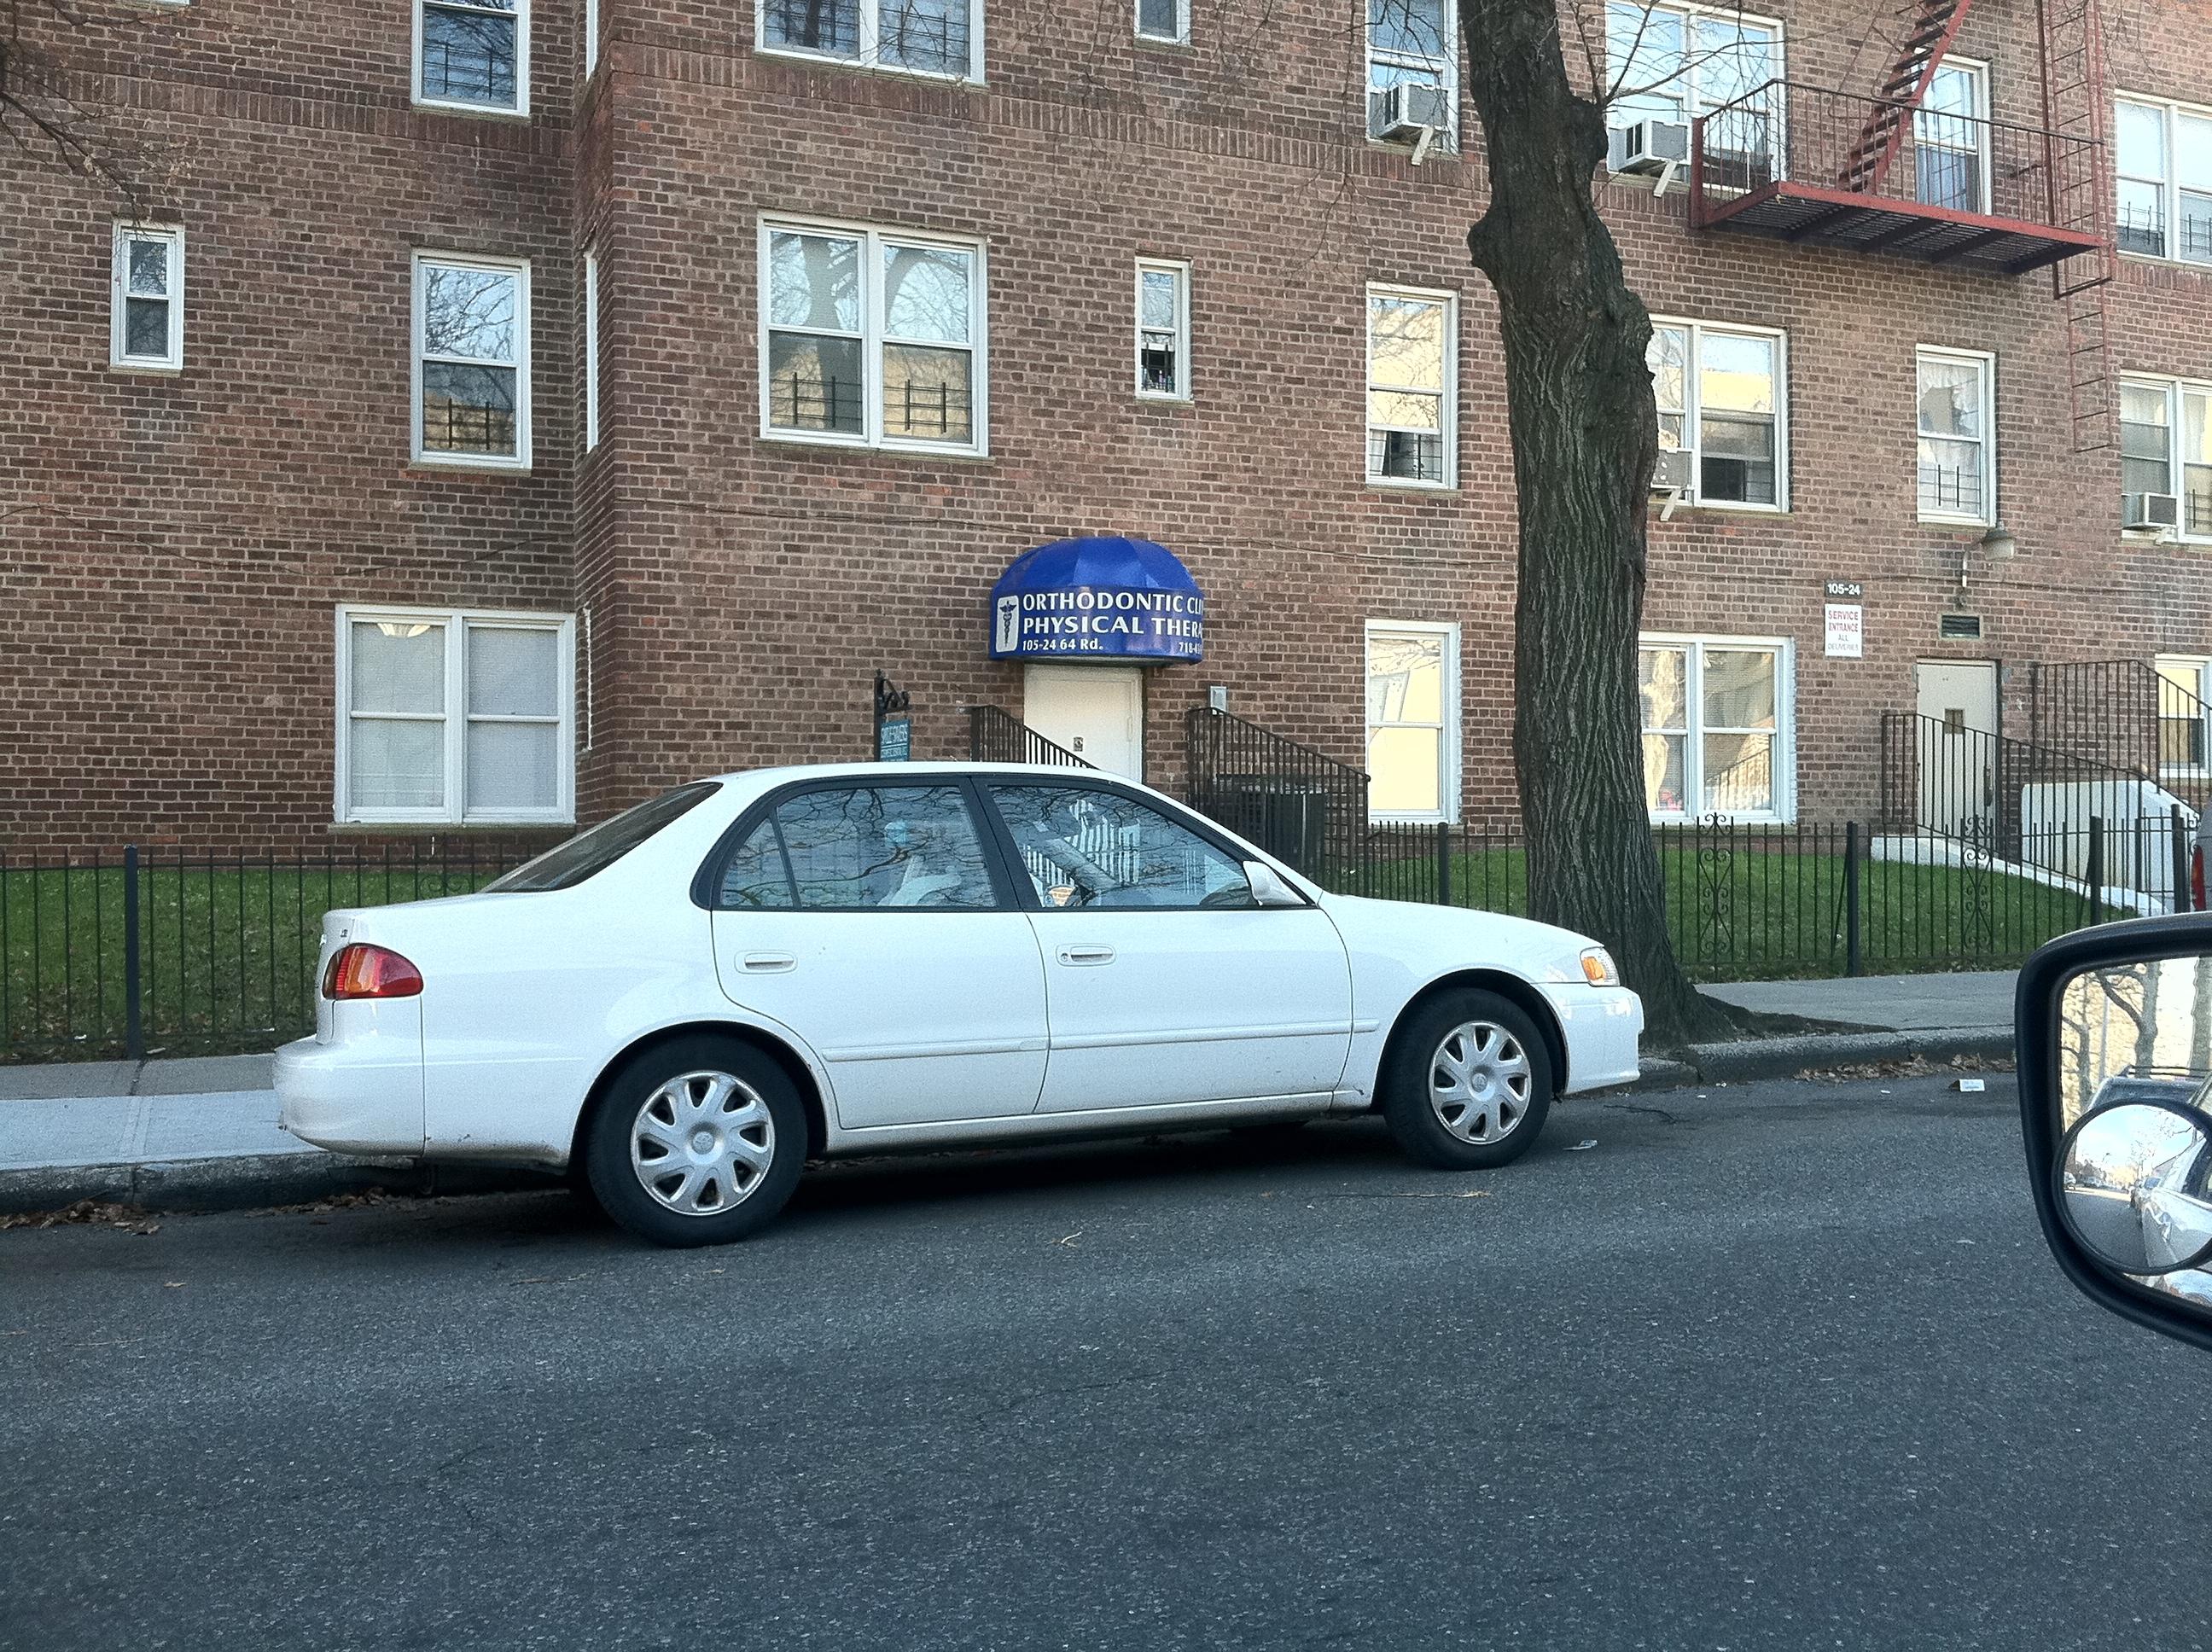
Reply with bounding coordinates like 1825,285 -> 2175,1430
2020,913 -> 2212,1352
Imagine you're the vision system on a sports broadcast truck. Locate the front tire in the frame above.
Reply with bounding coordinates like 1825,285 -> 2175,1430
583,1036 -> 806,1247
1380,991 -> 1553,1171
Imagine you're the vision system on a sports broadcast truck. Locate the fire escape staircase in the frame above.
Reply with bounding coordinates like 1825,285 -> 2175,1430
1837,0 -> 1976,195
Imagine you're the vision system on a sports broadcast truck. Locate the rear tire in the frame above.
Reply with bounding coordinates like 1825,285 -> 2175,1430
1380,990 -> 1553,1171
583,1036 -> 806,1247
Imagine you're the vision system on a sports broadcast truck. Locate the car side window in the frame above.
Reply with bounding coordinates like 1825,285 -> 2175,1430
723,785 -> 1001,910
987,784 -> 1254,910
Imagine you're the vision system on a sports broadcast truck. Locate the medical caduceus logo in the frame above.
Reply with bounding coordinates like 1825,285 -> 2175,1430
994,596 -> 1022,654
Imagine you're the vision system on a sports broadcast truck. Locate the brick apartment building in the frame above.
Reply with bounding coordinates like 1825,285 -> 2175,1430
4,0 -> 2210,855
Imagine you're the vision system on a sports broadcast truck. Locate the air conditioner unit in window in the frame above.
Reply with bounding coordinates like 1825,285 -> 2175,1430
1371,82 -> 1452,143
2125,491 -> 2182,531
1651,446 -> 1693,494
1608,119 -> 1691,177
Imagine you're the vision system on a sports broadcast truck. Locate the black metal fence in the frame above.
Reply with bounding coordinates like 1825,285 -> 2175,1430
0,842 -> 541,1062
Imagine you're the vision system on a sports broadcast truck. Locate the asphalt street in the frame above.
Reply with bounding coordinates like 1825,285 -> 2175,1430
3,1072 -> 2207,1652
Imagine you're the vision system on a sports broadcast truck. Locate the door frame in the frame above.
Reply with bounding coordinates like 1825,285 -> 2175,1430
1019,662 -> 1148,783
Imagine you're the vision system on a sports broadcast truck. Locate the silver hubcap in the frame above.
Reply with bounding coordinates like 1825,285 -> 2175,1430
1429,1021 -> 1532,1143
630,1070 -> 776,1217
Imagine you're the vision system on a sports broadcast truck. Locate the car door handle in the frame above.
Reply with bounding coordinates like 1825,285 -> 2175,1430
741,952 -> 797,973
1057,945 -> 1115,967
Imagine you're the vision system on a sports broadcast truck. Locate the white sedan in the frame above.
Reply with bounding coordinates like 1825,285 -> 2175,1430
278,765 -> 1643,1246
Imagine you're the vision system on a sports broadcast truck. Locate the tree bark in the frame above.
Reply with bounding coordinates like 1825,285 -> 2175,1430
1460,0 -> 1732,1047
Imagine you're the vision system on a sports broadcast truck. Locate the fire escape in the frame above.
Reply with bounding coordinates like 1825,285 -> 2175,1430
1691,0 -> 2116,451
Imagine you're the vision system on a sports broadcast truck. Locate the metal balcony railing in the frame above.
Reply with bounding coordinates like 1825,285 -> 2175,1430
1692,80 -> 2106,276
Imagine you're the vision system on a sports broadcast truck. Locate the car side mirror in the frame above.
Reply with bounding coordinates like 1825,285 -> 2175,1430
2019,915 -> 2212,1352
1244,862 -> 1305,908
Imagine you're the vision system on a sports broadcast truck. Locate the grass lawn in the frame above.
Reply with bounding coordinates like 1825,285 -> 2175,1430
1324,839 -> 2098,982
1,855 -> 518,1062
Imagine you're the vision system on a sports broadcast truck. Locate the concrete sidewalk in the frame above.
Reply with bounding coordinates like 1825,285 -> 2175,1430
0,971 -> 2017,1215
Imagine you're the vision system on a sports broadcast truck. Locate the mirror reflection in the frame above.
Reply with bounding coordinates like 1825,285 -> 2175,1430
2059,956 -> 2212,1301
2059,1102 -> 2212,1275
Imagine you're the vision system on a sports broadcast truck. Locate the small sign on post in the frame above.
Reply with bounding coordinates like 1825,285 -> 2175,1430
873,672 -> 912,762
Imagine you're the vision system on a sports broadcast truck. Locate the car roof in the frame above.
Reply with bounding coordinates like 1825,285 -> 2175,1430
700,761 -> 1135,786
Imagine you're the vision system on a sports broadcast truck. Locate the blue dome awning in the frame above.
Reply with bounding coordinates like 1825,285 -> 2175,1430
989,537 -> 1205,663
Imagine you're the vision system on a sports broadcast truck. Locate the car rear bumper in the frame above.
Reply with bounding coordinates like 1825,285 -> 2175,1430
1543,983 -> 1644,1093
276,1017 -> 427,1155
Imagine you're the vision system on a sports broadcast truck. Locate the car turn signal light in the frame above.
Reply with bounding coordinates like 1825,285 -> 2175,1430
1580,948 -> 1620,987
323,943 -> 424,1001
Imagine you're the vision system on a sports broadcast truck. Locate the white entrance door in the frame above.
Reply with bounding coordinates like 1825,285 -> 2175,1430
1024,665 -> 1144,778
1914,660 -> 1999,837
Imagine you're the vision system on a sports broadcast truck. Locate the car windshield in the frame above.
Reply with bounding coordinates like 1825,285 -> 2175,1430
484,782 -> 720,893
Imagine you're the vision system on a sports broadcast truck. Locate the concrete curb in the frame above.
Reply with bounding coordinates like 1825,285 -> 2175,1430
1637,1026 -> 2015,1090
0,1151 -> 560,1218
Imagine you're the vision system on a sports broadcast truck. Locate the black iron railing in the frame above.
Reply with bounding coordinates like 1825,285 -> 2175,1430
965,706 -> 1092,769
2026,659 -> 2212,812
1184,707 -> 1368,879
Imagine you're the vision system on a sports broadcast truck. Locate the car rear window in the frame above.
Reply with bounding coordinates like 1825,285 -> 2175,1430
485,782 -> 720,893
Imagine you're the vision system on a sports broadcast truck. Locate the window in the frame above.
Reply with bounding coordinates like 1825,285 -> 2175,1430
1136,0 -> 1186,43
2157,656 -> 2212,773
110,223 -> 183,371
1135,259 -> 1190,399
416,0 -> 527,113
412,253 -> 531,468
1917,346 -> 1995,524
1648,317 -> 1785,508
716,786 -> 998,908
1365,621 -> 1460,823
760,219 -> 987,455
583,249 -> 601,452
2116,94 -> 2212,262
489,784 -> 719,893
988,784 -> 1255,910
758,0 -> 979,80
1366,285 -> 1456,486
1367,0 -> 1457,143
2120,376 -> 2212,536
1915,58 -> 1988,213
1639,637 -> 1791,821
1608,2 -> 1781,175
335,606 -> 574,826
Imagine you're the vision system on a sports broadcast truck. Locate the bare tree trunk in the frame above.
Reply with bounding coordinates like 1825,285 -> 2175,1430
1460,0 -> 1728,1046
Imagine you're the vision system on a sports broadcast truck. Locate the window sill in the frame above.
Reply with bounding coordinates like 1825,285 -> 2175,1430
754,44 -> 981,88
1135,390 -> 1193,405
1135,33 -> 1194,49
1371,814 -> 1459,827
1662,499 -> 1789,517
1365,135 -> 1462,160
411,96 -> 533,122
1920,513 -> 1993,531
761,428 -> 992,462
2119,250 -> 2212,274
408,456 -> 534,476
1365,475 -> 1458,493
110,360 -> 183,376
331,819 -> 573,835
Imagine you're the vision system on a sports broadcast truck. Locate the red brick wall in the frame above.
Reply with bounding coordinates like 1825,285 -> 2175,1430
6,0 -> 2212,851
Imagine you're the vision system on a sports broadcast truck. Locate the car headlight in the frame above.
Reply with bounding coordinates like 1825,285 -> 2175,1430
1580,947 -> 1620,987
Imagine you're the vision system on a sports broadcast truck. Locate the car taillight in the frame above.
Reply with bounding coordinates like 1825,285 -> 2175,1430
323,943 -> 423,1001
2194,845 -> 2205,913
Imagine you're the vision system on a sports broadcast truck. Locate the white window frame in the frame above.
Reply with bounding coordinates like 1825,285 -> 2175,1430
1135,0 -> 1189,44
1134,258 -> 1191,401
1915,344 -> 1997,526
1606,1 -> 1785,133
756,215 -> 990,457
110,222 -> 183,373
585,0 -> 598,76
2157,654 -> 2212,777
334,604 -> 576,827
2115,91 -> 2212,265
1365,620 -> 1462,824
583,247 -> 601,453
1365,282 -> 1458,490
1913,55 -> 1991,215
413,0 -> 531,115
1639,632 -> 1796,824
411,251 -> 533,471
754,0 -> 984,84
1366,0 -> 1460,148
2119,373 -> 2212,540
1648,314 -> 1789,513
